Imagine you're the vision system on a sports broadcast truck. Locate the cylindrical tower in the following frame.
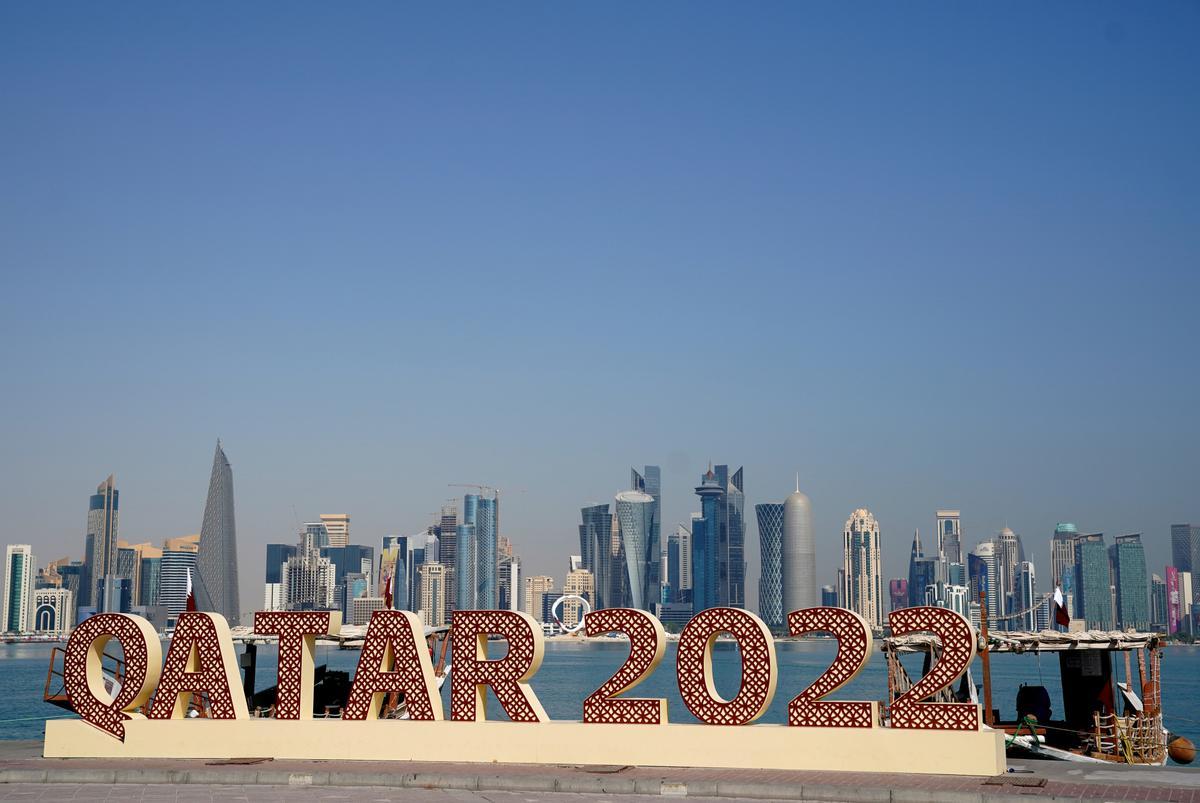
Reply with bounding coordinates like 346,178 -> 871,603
782,480 -> 816,615
615,490 -> 656,611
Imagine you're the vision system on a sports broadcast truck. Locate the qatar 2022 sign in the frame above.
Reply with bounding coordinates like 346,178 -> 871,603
43,606 -> 1006,775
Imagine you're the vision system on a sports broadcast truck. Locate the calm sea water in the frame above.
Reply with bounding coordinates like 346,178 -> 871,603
5,639 -> 1200,762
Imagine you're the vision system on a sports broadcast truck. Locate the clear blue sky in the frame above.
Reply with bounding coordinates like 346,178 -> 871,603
2,2 -> 1197,616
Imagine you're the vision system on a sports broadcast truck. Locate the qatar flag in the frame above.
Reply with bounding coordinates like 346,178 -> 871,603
383,572 -> 393,610
1053,586 -> 1070,627
185,568 -> 197,612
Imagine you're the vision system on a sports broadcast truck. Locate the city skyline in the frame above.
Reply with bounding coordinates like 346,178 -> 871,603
5,448 -> 1194,624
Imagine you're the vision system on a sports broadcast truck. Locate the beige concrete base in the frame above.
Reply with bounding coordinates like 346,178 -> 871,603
44,719 -> 1006,776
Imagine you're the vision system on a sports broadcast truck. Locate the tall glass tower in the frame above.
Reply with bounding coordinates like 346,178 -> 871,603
690,464 -> 745,612
755,503 -> 784,629
1073,533 -> 1113,630
631,466 -> 662,603
475,496 -> 498,609
455,522 -> 476,611
1172,523 -> 1200,574
579,504 -> 614,609
692,468 -> 724,611
615,491 -> 659,611
84,475 -> 119,612
194,441 -> 240,625
1110,534 -> 1149,630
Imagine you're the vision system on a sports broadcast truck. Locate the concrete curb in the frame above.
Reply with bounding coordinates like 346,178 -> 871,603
0,766 -> 1182,802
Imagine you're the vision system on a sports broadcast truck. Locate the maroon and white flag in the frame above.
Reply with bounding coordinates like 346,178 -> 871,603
1052,586 -> 1069,627
185,568 -> 197,612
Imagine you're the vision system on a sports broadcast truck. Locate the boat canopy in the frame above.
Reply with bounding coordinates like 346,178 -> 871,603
882,629 -> 1160,654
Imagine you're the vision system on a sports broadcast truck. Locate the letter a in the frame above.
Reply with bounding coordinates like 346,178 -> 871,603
149,612 -> 249,720
343,610 -> 443,720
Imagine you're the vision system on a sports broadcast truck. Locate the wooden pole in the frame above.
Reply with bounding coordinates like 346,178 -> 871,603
979,590 -> 994,726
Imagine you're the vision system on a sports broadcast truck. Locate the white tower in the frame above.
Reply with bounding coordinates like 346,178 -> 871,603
782,476 -> 816,615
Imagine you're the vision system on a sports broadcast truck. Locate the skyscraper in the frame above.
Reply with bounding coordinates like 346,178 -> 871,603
84,475 -> 119,611
419,562 -> 446,627
3,545 -> 35,634
159,538 -> 199,622
841,508 -> 883,630
1110,534 -> 1149,631
319,514 -> 350,548
1050,523 -> 1079,620
524,575 -> 554,621
194,442 -> 240,625
631,466 -> 662,602
782,479 -> 816,619
1073,533 -> 1113,630
1150,573 -> 1167,632
1172,524 -> 1199,572
282,525 -> 336,611
475,495 -> 498,609
970,541 -> 999,622
675,523 -> 693,602
438,503 -> 458,621
995,527 -> 1024,617
936,510 -> 962,564
456,493 -> 479,610
725,467 -> 746,608
755,502 -> 784,630
691,464 -> 745,611
1016,561 -> 1037,630
1166,566 -> 1181,634
906,529 -> 933,607
692,469 -> 723,612
579,503 -> 614,609
615,490 -> 659,611
888,578 -> 908,612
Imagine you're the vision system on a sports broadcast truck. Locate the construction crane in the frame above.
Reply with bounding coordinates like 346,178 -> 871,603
449,483 -> 495,496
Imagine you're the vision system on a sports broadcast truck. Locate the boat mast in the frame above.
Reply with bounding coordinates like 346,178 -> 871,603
979,589 -> 993,727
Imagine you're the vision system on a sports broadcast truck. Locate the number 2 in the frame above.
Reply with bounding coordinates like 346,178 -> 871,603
582,608 -> 667,724
787,607 -> 875,728
887,606 -> 979,730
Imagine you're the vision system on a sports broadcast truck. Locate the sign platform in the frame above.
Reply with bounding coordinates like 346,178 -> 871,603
45,719 -> 1007,776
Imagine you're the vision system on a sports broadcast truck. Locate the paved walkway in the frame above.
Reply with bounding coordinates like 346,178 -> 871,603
2,741 -> 1199,801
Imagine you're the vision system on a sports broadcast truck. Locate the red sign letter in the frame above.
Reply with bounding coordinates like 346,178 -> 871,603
63,614 -> 162,740
253,611 -> 341,720
450,610 -> 547,722
344,610 -> 443,720
676,607 -> 777,725
148,612 -> 248,720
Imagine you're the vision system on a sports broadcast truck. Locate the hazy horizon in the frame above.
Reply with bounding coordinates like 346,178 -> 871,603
2,2 -> 1197,617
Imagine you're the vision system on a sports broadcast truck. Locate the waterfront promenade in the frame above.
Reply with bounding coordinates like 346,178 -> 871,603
2,741 -> 1199,802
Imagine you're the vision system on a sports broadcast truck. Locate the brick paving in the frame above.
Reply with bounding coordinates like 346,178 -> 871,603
1,741 -> 1199,801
